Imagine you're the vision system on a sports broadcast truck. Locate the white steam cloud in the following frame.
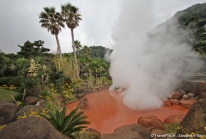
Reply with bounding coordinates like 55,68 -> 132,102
109,0 -> 203,110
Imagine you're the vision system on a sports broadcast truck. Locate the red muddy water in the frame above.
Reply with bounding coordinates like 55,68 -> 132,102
66,90 -> 188,134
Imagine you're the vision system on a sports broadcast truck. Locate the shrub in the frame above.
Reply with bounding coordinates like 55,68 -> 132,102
0,77 -> 14,86
42,107 -> 90,139
164,122 -> 180,133
8,76 -> 22,87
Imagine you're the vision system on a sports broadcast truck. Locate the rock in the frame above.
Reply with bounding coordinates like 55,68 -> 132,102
179,100 -> 197,109
101,124 -> 151,139
171,92 -> 182,99
199,91 -> 206,98
182,94 -> 189,100
24,96 -> 39,105
77,97 -> 89,110
151,129 -> 167,139
76,93 -> 85,99
0,101 -> 18,125
197,81 -> 206,92
187,93 -> 195,98
176,81 -> 198,95
164,114 -> 185,124
170,99 -> 179,105
176,99 -> 206,139
86,128 -> 101,137
138,116 -> 164,131
179,90 -> 186,95
163,100 -> 171,106
16,105 -> 44,118
39,99 -> 45,106
0,116 -> 70,139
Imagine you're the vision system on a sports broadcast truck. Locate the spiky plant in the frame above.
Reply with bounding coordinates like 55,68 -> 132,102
43,107 -> 90,138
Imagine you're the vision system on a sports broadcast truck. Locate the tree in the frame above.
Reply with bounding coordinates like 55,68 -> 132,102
61,3 -> 82,78
17,40 -> 50,58
39,7 -> 64,58
74,40 -> 82,55
82,46 -> 91,58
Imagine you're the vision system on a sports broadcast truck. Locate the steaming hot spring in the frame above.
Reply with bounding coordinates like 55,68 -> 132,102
66,89 -> 189,134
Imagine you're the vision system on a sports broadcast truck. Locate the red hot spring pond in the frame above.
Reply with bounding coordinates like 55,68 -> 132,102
66,90 -> 188,134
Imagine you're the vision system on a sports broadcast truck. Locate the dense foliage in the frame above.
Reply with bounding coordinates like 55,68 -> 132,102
175,3 -> 206,56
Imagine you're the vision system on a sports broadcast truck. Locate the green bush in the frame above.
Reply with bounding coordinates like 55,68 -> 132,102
0,77 -> 15,86
164,122 -> 180,133
42,107 -> 90,139
0,89 -> 20,102
8,76 -> 22,87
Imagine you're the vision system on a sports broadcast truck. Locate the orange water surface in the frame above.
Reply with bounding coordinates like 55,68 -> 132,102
66,90 -> 188,134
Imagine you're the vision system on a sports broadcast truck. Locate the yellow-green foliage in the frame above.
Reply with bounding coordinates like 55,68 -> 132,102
27,58 -> 40,77
54,57 -> 76,78
0,125 -> 6,131
17,109 -> 49,120
0,84 -> 18,90
0,89 -> 20,102
164,122 -> 180,134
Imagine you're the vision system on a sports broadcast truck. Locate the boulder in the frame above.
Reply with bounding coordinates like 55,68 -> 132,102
199,91 -> 206,98
179,100 -> 196,109
163,100 -> 171,106
164,114 -> 184,124
182,95 -> 189,100
76,93 -> 85,100
151,129 -> 167,139
176,99 -> 206,139
0,101 -> 18,125
24,96 -> 39,105
0,116 -> 70,139
39,99 -> 45,106
187,93 -> 195,98
86,128 -> 101,137
101,124 -> 151,139
197,81 -> 206,92
77,97 -> 89,110
16,105 -> 44,118
179,90 -> 186,95
176,81 -> 198,94
170,99 -> 179,105
171,92 -> 182,99
138,116 -> 164,131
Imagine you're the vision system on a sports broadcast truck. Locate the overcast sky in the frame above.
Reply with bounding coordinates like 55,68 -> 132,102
0,0 -> 206,54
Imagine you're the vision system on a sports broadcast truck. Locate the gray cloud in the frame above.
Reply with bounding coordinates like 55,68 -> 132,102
0,0 -> 120,53
0,0 -> 205,54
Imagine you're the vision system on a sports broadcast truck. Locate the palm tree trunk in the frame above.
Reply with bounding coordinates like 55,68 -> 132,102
55,34 -> 62,59
71,28 -> 80,79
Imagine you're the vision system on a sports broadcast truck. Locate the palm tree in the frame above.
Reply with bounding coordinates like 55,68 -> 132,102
74,40 -> 82,55
61,3 -> 82,78
82,46 -> 91,58
39,7 -> 64,59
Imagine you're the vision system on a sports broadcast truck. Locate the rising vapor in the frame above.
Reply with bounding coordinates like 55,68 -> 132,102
109,0 -> 203,110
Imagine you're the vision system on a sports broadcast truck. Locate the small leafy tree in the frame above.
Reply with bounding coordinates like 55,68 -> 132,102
43,107 -> 90,138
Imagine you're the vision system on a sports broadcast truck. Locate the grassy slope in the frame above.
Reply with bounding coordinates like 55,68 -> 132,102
0,89 -> 20,102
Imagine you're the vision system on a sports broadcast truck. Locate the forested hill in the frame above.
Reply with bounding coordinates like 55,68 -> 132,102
175,2 -> 206,54
79,46 -> 112,60
149,2 -> 206,55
